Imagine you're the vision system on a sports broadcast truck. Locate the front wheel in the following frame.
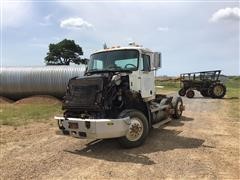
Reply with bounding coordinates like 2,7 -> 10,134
186,89 -> 195,98
118,109 -> 149,148
178,88 -> 186,96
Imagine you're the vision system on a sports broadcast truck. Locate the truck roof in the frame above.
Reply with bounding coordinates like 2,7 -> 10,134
93,46 -> 153,54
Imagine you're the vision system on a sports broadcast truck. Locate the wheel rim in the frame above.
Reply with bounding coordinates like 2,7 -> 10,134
177,102 -> 183,115
187,91 -> 194,97
213,85 -> 223,96
126,117 -> 144,142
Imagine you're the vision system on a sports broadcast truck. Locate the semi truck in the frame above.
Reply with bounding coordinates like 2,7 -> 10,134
55,43 -> 185,148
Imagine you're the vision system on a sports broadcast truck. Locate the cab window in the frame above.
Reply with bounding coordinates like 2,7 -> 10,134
142,54 -> 151,71
92,59 -> 103,69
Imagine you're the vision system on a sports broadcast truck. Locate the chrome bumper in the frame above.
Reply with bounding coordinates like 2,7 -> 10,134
54,116 -> 130,139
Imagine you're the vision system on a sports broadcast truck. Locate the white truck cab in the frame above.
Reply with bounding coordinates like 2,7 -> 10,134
90,45 -> 161,100
55,44 -> 184,148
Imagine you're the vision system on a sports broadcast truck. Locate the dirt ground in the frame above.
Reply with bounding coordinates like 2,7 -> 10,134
14,95 -> 62,105
0,93 -> 239,179
0,97 -> 14,104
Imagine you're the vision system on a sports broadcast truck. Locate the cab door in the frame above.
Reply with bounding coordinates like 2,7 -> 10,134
139,53 -> 155,99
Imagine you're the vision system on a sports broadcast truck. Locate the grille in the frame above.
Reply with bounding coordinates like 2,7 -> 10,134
63,76 -> 105,110
71,85 -> 99,106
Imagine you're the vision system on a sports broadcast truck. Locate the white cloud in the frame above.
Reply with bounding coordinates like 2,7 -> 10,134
209,7 -> 240,22
60,17 -> 93,30
3,1 -> 33,27
157,27 -> 169,32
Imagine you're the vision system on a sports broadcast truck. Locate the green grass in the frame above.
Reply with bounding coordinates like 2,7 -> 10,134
0,103 -> 62,126
224,76 -> 240,120
155,79 -> 179,94
225,76 -> 240,98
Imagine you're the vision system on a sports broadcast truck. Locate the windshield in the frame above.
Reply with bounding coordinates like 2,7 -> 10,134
88,50 -> 139,72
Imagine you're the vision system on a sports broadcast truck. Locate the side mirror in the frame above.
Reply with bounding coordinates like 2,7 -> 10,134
153,52 -> 161,69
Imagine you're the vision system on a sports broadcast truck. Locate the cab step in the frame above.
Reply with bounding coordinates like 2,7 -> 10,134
152,118 -> 172,128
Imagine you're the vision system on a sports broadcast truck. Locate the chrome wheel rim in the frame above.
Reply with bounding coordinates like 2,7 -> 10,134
126,117 -> 144,141
177,102 -> 182,115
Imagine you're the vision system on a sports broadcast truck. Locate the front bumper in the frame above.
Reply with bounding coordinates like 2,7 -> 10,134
54,116 -> 130,139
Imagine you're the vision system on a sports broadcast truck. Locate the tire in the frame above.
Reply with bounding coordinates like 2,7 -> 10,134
211,83 -> 226,98
186,89 -> 195,98
178,88 -> 186,96
171,97 -> 183,119
118,109 -> 149,148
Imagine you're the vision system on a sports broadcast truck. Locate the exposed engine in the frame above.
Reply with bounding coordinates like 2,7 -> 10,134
63,72 -> 141,119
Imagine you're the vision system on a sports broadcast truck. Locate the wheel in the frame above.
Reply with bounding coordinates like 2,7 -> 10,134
171,97 -> 183,119
178,88 -> 186,96
118,109 -> 149,148
186,89 -> 195,98
211,83 -> 226,98
200,90 -> 208,97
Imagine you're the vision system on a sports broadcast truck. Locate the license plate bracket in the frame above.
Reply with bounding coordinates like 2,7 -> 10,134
68,122 -> 79,129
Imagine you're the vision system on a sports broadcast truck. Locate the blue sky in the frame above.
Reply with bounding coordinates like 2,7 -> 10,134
1,0 -> 239,76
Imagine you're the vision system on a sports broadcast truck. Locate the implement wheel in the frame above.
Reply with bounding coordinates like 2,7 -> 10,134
118,109 -> 149,148
186,89 -> 195,98
211,83 -> 226,98
178,88 -> 186,96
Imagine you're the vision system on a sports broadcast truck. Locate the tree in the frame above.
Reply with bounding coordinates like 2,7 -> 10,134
44,39 -> 88,65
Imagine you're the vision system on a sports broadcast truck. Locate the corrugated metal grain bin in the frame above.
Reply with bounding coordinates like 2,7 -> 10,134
0,66 -> 85,100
